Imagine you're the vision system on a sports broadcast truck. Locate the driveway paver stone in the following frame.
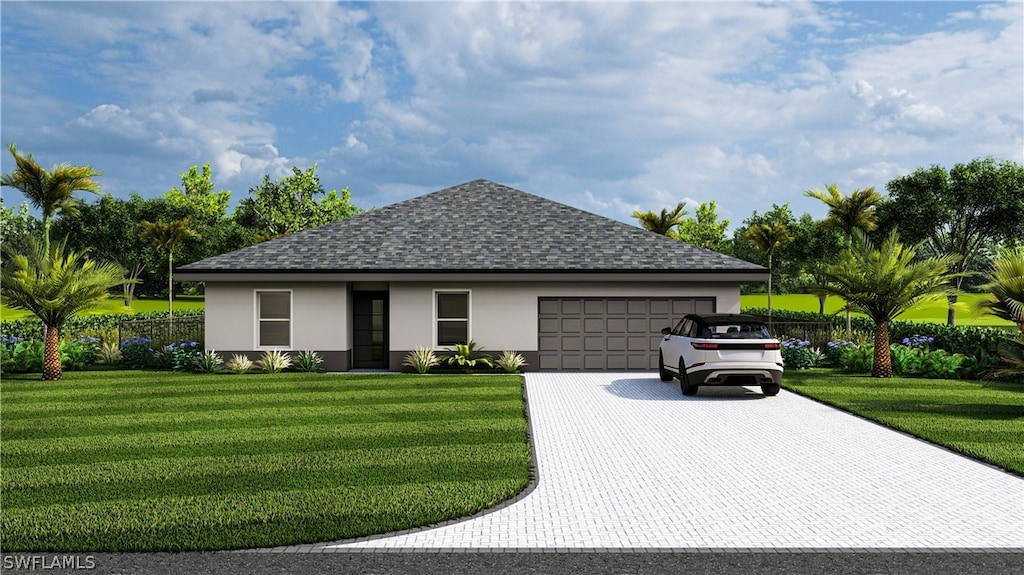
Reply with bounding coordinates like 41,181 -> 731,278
325,373 -> 1024,550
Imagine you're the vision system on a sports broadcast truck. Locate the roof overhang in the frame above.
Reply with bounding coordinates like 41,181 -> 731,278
175,269 -> 769,283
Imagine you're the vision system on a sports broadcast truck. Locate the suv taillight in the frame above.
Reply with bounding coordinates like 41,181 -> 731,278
691,342 -> 719,350
763,342 -> 781,350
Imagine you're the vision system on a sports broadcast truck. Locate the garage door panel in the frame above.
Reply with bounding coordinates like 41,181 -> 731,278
538,296 -> 715,371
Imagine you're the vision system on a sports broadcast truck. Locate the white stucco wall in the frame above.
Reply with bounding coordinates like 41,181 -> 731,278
204,283 -> 349,351
388,282 -> 739,352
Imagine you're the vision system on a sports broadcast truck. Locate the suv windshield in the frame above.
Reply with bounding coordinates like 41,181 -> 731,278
705,322 -> 772,339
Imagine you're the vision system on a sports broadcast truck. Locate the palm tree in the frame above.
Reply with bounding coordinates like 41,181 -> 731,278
1,144 -> 102,254
744,222 -> 792,324
1,236 -> 126,380
804,184 -> 881,236
815,231 -> 961,378
141,219 -> 200,322
805,184 -> 882,332
975,246 -> 1024,380
632,203 -> 687,237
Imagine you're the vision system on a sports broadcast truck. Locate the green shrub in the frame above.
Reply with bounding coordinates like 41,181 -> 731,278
840,344 -> 874,373
226,354 -> 254,374
0,309 -> 204,342
159,340 -> 202,371
1,338 -> 44,373
444,340 -> 493,372
192,350 -> 223,374
63,337 -> 101,371
824,340 -> 856,366
495,350 -> 528,373
256,350 -> 292,374
889,345 -> 923,376
295,350 -> 324,373
97,341 -> 122,365
920,349 -> 965,379
402,346 -> 440,374
119,337 -> 155,369
780,338 -> 819,369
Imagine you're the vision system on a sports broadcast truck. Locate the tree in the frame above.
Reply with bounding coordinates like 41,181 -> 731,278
804,184 -> 881,236
975,246 -> 1024,333
631,202 -> 687,237
141,219 -> 200,320
235,165 -> 361,241
676,201 -> 729,252
786,214 -> 844,314
165,163 -> 231,226
883,158 -> 1024,326
1,236 -> 126,380
815,231 -> 961,378
744,221 -> 792,323
1,144 -> 102,254
0,197 -> 40,267
52,194 -> 151,307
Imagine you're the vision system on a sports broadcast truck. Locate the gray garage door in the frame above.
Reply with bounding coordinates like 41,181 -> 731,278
538,297 -> 716,370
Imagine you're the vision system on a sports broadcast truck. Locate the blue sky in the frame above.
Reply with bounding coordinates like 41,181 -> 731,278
2,1 -> 1021,230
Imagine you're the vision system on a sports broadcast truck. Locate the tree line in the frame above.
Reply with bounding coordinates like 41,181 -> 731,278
1,147 -> 363,306
633,157 -> 1024,327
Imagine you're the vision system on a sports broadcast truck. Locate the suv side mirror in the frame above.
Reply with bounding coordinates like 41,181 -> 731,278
661,327 -> 672,335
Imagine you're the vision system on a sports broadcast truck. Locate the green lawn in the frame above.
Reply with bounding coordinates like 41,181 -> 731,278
741,293 -> 1014,327
783,369 -> 1024,476
0,370 -> 531,551
1,295 -> 206,321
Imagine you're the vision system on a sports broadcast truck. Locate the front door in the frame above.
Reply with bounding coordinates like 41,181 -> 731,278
352,291 -> 388,369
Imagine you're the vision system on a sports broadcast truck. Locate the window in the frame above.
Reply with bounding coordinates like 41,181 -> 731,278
257,291 -> 291,348
435,291 -> 469,346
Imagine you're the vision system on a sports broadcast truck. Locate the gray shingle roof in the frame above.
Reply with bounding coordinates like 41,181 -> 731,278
179,180 -> 764,273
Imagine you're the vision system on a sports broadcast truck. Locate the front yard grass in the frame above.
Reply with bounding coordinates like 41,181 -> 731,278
783,369 -> 1024,476
0,371 -> 531,551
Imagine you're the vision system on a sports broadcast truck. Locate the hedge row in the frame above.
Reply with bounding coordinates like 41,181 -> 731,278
0,309 -> 205,342
745,307 -> 1014,361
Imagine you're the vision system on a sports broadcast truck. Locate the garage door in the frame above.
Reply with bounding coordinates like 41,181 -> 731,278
538,297 -> 715,370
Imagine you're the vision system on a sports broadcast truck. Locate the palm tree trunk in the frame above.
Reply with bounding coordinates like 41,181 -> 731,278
42,323 -> 62,381
946,293 -> 957,326
818,294 -> 826,315
767,254 -> 773,329
871,320 -> 893,378
168,252 -> 174,340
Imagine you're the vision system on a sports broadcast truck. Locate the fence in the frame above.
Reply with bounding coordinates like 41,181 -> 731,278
749,316 -> 834,348
119,315 -> 204,347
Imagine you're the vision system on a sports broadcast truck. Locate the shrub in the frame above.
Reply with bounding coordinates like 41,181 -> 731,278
445,340 -> 493,371
256,350 -> 292,373
920,349 -> 965,379
495,350 -> 528,373
97,341 -> 122,365
0,309 -> 204,342
825,340 -> 856,367
780,338 -> 819,370
63,337 -> 100,371
226,354 -> 255,374
900,334 -> 935,350
889,345 -> 923,376
119,337 -> 155,369
402,346 -> 440,374
159,340 -> 202,371
840,344 -> 874,373
192,350 -> 223,374
295,350 -> 324,373
0,338 -> 44,374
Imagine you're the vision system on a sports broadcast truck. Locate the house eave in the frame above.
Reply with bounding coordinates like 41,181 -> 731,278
175,269 -> 769,283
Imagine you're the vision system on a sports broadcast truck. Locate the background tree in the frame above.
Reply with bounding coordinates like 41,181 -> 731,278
1,144 -> 102,254
881,158 -> 1024,326
785,214 -> 844,314
732,203 -> 798,293
631,202 -> 687,237
1,237 -> 126,380
0,198 -> 40,267
52,194 -> 151,307
141,219 -> 200,320
804,184 -> 881,236
815,231 -> 961,378
743,221 -> 792,323
675,201 -> 730,252
165,163 -> 231,227
235,165 -> 362,241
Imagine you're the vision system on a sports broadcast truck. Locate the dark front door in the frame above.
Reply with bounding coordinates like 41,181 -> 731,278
353,291 -> 388,369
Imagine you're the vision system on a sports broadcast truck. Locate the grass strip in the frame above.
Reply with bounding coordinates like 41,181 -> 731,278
783,369 -> 1024,476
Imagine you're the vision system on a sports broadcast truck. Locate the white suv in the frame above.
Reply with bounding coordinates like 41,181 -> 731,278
658,313 -> 784,396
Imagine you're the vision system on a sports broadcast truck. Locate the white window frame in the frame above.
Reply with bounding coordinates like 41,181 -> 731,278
254,289 -> 293,350
433,289 -> 471,349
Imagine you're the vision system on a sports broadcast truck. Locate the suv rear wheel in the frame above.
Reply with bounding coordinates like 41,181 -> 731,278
761,383 -> 780,396
679,359 -> 699,396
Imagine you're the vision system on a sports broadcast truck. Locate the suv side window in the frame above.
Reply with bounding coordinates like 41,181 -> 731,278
675,318 -> 691,336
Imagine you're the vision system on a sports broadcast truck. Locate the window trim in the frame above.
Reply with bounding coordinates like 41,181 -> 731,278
433,289 -> 471,349
254,289 -> 293,350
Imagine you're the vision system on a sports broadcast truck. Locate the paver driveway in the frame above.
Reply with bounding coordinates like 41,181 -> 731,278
327,373 -> 1023,550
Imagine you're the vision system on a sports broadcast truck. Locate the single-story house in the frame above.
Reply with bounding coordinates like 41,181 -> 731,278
176,179 -> 767,371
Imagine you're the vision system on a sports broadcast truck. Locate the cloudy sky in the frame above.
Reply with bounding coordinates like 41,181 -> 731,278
2,1 -> 1021,229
